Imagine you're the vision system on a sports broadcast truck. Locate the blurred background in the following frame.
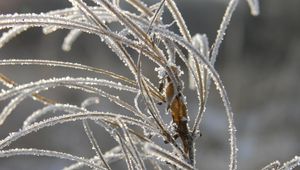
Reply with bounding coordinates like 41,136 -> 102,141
0,0 -> 299,169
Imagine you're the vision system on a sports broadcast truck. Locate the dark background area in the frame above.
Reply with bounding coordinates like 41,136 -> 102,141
0,0 -> 299,169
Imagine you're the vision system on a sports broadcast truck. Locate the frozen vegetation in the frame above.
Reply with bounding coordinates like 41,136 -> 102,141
0,0 -> 298,169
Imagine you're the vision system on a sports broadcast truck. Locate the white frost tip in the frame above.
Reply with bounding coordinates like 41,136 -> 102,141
247,0 -> 260,16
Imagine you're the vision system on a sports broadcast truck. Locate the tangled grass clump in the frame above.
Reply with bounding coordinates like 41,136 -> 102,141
0,0 -> 299,169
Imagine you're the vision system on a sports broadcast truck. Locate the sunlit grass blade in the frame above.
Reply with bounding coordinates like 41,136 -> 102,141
144,143 -> 194,170
0,148 -> 105,170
